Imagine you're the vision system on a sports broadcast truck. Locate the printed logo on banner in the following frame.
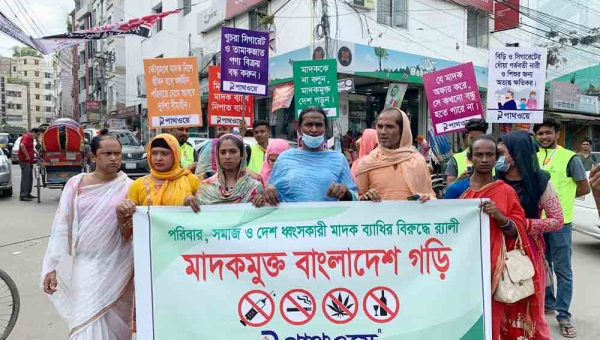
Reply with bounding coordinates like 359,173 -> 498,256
322,288 -> 358,324
238,290 -> 276,327
279,289 -> 316,326
362,286 -> 400,324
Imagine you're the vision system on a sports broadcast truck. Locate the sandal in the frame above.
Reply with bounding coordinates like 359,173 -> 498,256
558,319 -> 577,338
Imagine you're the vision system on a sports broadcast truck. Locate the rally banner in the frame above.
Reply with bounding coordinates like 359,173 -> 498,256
0,11 -> 43,52
34,10 -> 179,54
423,62 -> 483,136
144,56 -> 203,128
208,66 -> 254,127
133,201 -> 492,340
486,48 -> 547,124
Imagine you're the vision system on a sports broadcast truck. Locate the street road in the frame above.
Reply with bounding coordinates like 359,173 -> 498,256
1,165 -> 599,339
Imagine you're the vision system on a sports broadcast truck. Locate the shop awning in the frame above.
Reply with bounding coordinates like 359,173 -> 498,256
548,112 -> 600,121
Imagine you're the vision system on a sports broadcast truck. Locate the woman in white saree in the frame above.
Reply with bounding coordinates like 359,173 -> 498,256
41,134 -> 134,340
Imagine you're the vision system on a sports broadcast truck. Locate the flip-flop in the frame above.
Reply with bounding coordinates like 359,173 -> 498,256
559,319 -> 577,338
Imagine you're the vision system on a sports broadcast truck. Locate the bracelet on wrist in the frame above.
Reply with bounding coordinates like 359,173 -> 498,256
499,219 -> 512,230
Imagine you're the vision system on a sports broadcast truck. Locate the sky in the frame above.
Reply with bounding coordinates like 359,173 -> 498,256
0,0 -> 73,58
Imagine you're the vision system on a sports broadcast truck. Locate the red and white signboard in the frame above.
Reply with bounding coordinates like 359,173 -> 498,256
322,287 -> 358,324
208,66 -> 253,127
449,0 -> 492,13
494,0 -> 520,32
279,288 -> 316,326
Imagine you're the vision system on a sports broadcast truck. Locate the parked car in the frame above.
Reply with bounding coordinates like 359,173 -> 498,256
188,137 -> 209,148
84,129 -> 148,177
572,171 -> 600,239
10,136 -> 38,164
0,148 -> 12,197
0,133 -> 9,149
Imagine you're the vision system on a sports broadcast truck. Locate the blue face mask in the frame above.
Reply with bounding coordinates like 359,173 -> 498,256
302,134 -> 325,149
495,156 -> 512,172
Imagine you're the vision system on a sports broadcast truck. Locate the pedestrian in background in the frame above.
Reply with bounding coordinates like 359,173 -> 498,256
247,120 -> 270,173
259,138 -> 290,185
42,134 -> 134,340
535,119 -> 589,338
350,128 -> 377,179
18,127 -> 41,201
170,127 -> 197,172
356,108 -> 434,202
577,137 -> 597,171
445,118 -> 489,185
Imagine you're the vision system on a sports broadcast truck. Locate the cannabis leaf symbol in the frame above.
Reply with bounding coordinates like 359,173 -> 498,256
327,292 -> 354,318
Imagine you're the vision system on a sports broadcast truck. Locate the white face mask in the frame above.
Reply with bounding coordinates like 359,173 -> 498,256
301,134 -> 325,149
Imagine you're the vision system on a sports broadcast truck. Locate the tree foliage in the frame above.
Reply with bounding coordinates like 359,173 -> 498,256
11,46 -> 42,58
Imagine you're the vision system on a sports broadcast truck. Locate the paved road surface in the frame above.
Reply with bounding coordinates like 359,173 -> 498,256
1,165 -> 599,339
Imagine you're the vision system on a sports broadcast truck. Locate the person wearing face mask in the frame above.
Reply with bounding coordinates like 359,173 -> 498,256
534,119 -> 589,338
497,131 -> 564,340
263,106 -> 358,204
355,108 -> 434,202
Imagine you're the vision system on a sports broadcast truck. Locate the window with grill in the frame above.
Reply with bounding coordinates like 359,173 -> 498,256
249,4 -> 269,32
467,9 -> 489,49
377,0 -> 407,29
183,0 -> 191,16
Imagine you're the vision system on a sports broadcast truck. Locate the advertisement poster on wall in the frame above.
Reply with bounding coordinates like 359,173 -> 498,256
486,48 -> 547,124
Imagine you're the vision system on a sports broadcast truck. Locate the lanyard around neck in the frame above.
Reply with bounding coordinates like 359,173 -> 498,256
541,148 -> 558,170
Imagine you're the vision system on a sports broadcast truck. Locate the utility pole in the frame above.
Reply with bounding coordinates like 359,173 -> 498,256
319,0 -> 341,151
96,51 -> 115,128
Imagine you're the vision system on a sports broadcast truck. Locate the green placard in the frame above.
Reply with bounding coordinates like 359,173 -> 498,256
293,59 -> 339,119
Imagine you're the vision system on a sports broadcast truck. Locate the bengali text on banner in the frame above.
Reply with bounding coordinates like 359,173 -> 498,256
133,201 -> 492,340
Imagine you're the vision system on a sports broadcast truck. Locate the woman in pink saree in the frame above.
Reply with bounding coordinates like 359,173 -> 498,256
41,134 -> 134,340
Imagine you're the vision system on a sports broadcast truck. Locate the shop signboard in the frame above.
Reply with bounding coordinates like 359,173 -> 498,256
271,82 -> 294,112
208,66 -> 253,127
108,118 -> 127,129
384,83 -> 408,108
448,0 -> 492,12
579,95 -> 599,114
143,56 -> 203,128
197,0 -> 226,33
494,0 -> 520,32
549,82 -> 581,111
338,78 -> 355,93
133,201 -> 492,340
486,48 -> 547,124
220,27 -> 269,96
86,101 -> 101,113
114,105 -> 137,119
423,62 -> 483,136
293,59 -> 339,119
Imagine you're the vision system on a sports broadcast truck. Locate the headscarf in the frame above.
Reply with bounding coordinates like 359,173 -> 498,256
498,130 -> 550,218
146,134 -> 192,205
350,128 -> 377,178
355,108 -> 432,196
197,134 -> 262,205
259,139 -> 290,184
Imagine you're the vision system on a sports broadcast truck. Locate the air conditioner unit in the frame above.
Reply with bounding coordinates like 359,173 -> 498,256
349,0 -> 374,10
136,74 -> 146,98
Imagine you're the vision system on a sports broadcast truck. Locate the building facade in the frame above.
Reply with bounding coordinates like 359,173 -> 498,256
54,48 -> 75,119
72,0 -> 127,127
9,54 -> 45,129
5,81 -> 29,131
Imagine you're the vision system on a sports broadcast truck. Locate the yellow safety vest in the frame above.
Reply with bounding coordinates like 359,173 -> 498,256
247,143 -> 266,173
180,142 -> 195,169
538,146 -> 577,224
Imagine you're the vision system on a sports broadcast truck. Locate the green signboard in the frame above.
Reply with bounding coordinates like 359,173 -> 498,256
293,59 -> 339,119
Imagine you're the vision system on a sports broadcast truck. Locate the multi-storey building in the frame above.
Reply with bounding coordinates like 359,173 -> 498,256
9,54 -> 45,129
5,80 -> 29,131
54,48 -> 75,119
72,0 -> 127,127
43,66 -> 56,123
